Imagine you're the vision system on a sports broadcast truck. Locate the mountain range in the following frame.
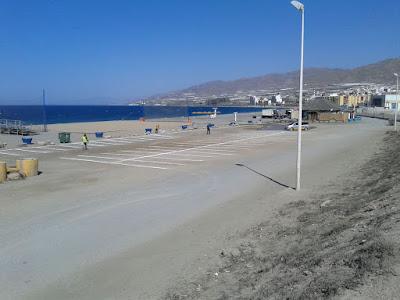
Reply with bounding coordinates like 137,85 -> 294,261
154,58 -> 400,99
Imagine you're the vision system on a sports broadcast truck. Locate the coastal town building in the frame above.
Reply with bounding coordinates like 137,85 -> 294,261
370,94 -> 400,110
303,97 -> 349,122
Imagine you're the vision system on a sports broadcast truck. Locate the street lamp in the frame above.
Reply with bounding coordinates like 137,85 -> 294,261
394,73 -> 399,131
291,0 -> 304,191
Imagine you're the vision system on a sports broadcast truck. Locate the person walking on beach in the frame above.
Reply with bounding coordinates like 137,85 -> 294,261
155,124 -> 160,134
81,133 -> 89,150
206,124 -> 211,135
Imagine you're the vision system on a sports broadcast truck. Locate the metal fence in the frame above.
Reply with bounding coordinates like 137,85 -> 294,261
0,119 -> 35,135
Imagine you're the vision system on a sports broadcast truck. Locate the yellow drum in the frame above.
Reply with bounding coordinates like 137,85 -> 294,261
0,161 -> 6,183
16,158 -> 39,177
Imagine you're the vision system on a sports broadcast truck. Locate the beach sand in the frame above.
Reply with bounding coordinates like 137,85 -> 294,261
47,119 -> 187,136
0,112 -> 248,148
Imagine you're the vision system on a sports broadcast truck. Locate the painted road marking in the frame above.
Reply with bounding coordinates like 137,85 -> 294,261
146,146 -> 186,151
13,148 -> 51,154
130,148 -> 167,152
185,150 -> 234,156
127,159 -> 184,166
101,153 -> 204,162
60,157 -> 168,170
150,156 -> 203,162
163,152 -> 214,158
55,144 -> 83,149
0,151 -> 21,156
91,141 -> 129,146
76,143 -> 105,147
76,155 -> 185,166
60,131 -> 287,170
34,146 -> 69,151
119,131 -> 286,163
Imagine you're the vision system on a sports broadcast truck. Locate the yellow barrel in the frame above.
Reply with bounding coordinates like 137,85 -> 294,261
16,158 -> 39,177
0,161 -> 6,183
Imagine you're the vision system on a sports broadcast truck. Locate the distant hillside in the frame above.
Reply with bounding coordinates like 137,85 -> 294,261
157,58 -> 400,98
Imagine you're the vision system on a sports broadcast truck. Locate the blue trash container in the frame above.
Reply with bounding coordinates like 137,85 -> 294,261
22,137 -> 32,144
145,128 -> 152,134
181,125 -> 188,130
95,132 -> 104,138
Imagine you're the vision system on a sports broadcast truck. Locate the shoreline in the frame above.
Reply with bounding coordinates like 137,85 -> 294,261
0,104 -> 265,127
1,112 -> 253,149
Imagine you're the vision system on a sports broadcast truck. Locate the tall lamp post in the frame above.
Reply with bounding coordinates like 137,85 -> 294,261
291,0 -> 304,191
42,88 -> 48,132
394,73 -> 399,131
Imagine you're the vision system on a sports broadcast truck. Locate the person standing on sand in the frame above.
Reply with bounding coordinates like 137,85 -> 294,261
206,124 -> 211,135
81,133 -> 89,150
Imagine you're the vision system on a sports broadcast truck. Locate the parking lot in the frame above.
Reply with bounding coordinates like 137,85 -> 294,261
0,124 -> 290,172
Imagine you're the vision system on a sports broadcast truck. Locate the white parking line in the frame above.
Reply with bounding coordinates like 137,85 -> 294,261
186,150 -> 234,156
128,159 -> 184,166
78,155 -> 124,160
13,148 -> 50,154
119,131 -> 286,162
60,157 -> 168,170
130,148 -> 167,152
188,146 -> 237,153
101,153 -> 203,162
85,143 -> 105,147
151,156 -> 204,162
56,144 -> 83,149
91,141 -> 129,146
0,151 -> 21,156
33,146 -> 69,151
147,146 -> 185,151
164,152 -> 213,158
100,139 -> 133,144
60,131 -> 287,170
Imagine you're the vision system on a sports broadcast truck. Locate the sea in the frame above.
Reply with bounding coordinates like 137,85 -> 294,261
0,105 -> 263,125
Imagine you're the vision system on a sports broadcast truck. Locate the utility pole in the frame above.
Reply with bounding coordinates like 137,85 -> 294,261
42,88 -> 48,132
394,73 -> 399,131
291,0 -> 305,191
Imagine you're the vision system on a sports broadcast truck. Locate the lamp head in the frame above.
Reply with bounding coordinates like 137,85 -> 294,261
291,1 -> 304,11
394,73 -> 399,77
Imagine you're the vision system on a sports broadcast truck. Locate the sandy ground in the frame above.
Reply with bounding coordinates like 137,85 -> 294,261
0,117 -> 389,299
165,130 -> 400,299
0,113 -> 250,148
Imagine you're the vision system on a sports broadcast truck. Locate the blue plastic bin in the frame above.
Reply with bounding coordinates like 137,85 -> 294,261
145,128 -> 152,134
95,132 -> 104,138
181,125 -> 188,130
22,137 -> 32,144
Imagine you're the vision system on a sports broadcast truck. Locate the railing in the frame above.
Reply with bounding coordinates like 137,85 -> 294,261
0,119 -> 35,135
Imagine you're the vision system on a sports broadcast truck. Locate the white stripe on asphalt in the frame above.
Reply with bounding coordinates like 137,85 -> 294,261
128,159 -> 184,166
0,151 -> 21,156
60,157 -> 168,170
101,153 -> 203,162
13,148 -> 50,154
91,141 -> 129,146
164,153 -> 213,158
119,131 -> 286,162
186,150 -> 233,156
33,146 -> 69,151
56,144 -> 83,149
84,143 -> 105,147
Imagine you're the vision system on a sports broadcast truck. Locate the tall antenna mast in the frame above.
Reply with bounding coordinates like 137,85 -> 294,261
42,88 -> 48,132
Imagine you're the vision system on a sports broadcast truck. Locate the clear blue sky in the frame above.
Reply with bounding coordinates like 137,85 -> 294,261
0,0 -> 399,104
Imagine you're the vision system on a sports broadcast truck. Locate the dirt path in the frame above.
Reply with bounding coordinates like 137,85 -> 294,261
165,131 -> 400,299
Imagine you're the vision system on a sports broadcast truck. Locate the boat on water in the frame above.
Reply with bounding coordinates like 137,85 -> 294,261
192,108 -> 219,117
